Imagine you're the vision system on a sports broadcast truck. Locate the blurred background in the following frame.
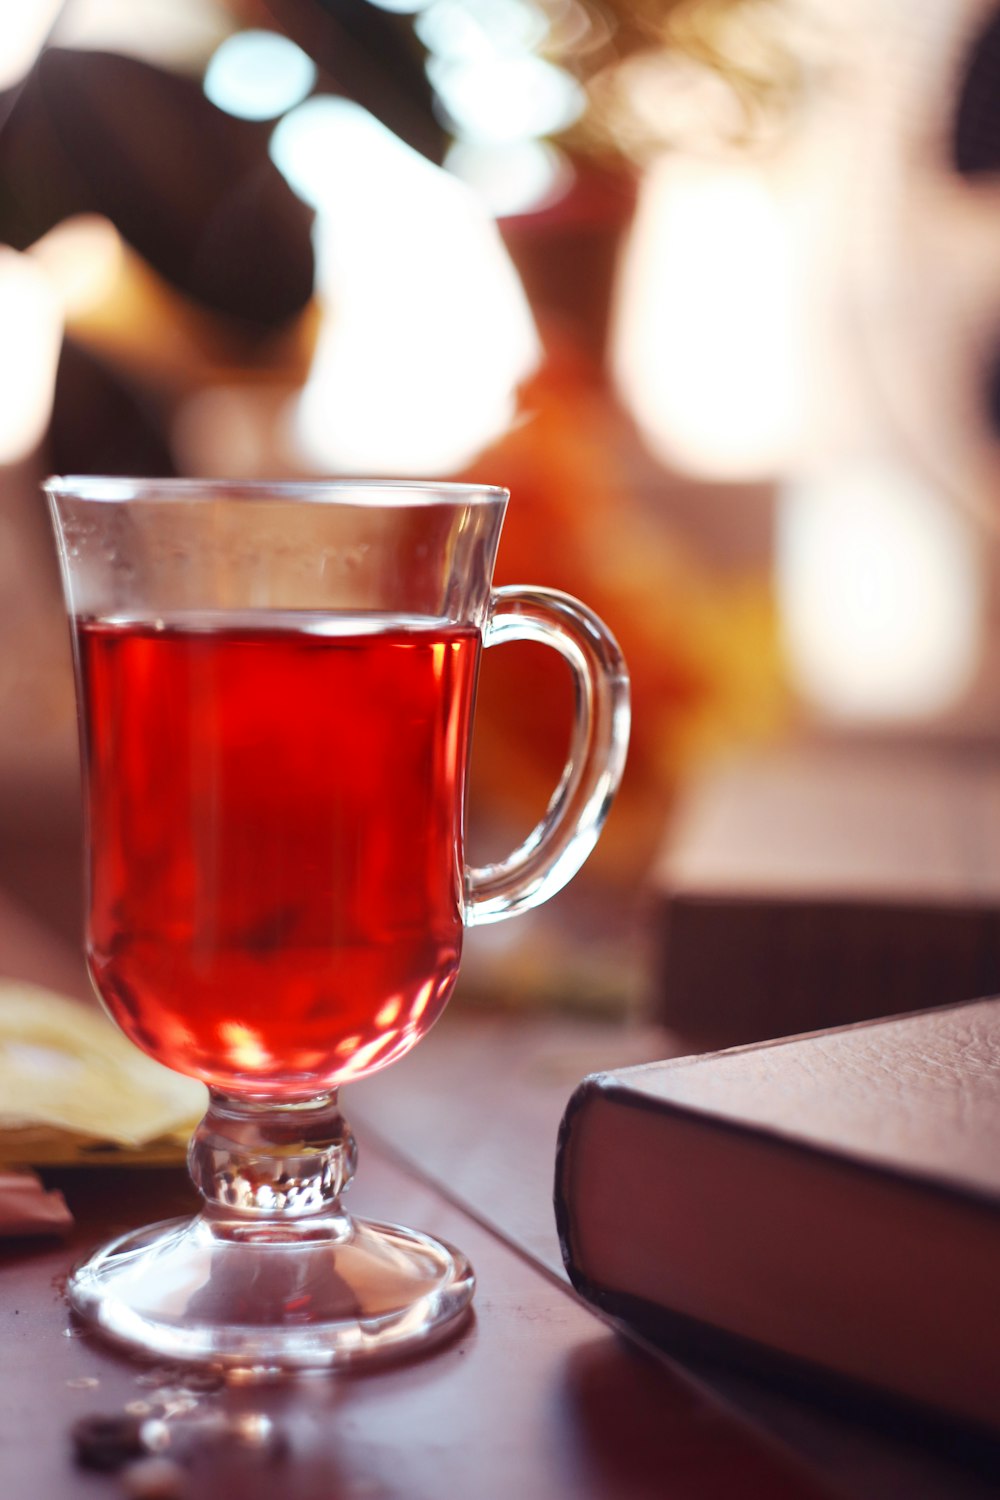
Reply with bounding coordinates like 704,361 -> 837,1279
3,0 -> 1000,1023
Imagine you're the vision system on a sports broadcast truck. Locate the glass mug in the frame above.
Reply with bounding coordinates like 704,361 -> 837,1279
47,477 -> 629,1369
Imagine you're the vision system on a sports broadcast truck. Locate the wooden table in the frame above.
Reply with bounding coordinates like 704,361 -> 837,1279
2,1013 -> 998,1500
1,820 -> 998,1500
2,1137 -> 829,1500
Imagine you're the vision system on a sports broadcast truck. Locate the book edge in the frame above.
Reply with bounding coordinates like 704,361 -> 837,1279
554,1081 -> 1000,1437
556,1074 -> 1000,1251
617,993 -> 1000,1081
572,997 -> 1000,1201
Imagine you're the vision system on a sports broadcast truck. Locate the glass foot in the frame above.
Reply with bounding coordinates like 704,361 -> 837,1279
68,1089 -> 473,1369
68,1211 -> 475,1370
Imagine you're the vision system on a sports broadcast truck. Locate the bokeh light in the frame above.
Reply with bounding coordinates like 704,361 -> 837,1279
415,0 -> 549,62
0,0 -> 62,90
271,97 -> 540,474
444,139 -> 572,216
427,54 -> 585,144
611,156 -> 803,480
204,29 -> 316,121
0,249 -> 63,467
777,458 -> 983,721
27,216 -> 124,320
51,0 -> 229,68
364,0 -> 431,13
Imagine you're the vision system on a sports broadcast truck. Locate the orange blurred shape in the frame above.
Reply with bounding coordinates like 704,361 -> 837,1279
53,225 -> 319,398
461,334 -> 788,886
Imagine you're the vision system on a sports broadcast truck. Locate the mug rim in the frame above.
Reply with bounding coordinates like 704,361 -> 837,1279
43,476 -> 510,506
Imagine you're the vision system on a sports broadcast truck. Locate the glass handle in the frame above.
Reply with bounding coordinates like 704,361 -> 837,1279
465,586 -> 630,926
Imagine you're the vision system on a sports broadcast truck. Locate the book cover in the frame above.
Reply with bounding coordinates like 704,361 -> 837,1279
653,748 -> 1000,1046
555,995 -> 1000,1434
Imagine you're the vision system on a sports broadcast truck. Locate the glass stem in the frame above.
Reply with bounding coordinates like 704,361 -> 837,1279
187,1089 -> 358,1220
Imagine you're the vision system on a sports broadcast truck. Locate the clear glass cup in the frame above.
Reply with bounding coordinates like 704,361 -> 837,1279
46,476 -> 630,1370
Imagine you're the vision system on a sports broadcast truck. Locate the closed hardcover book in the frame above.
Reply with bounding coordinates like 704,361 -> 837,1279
555,996 -> 1000,1434
653,748 -> 1000,1046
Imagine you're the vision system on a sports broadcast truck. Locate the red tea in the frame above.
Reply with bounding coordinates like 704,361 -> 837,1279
78,613 -> 480,1096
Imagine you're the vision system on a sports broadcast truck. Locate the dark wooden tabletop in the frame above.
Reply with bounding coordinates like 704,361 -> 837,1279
1,1138 -> 831,1500
349,1012 -> 1000,1500
2,1012 -> 999,1499
1,790 -> 998,1500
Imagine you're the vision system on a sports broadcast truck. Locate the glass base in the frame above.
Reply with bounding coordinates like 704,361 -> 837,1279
67,1211 -> 475,1371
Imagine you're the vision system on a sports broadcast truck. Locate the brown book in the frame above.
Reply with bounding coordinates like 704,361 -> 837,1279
555,995 -> 1000,1435
653,746 -> 1000,1046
